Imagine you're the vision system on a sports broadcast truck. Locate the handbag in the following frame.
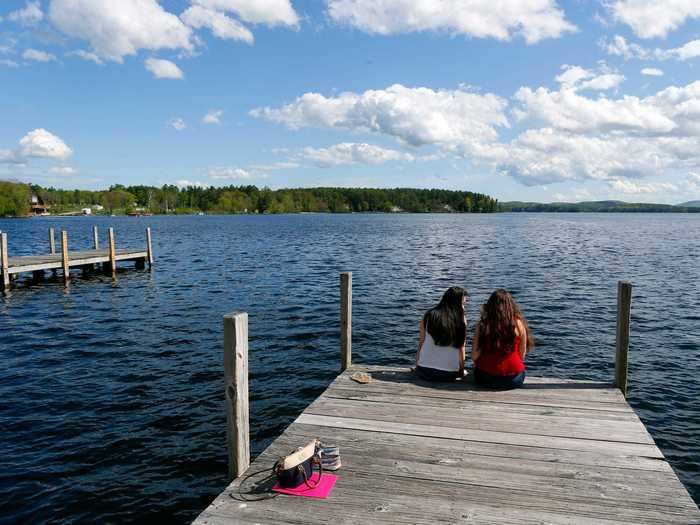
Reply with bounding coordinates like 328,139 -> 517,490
273,439 -> 323,489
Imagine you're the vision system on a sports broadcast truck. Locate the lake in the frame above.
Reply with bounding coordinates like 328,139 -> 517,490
0,213 -> 698,523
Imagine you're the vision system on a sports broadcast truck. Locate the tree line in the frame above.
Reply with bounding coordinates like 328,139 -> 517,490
0,181 -> 499,216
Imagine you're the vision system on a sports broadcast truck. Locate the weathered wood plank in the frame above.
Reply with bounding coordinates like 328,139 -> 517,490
61,230 -> 69,283
616,281 -> 632,397
1,232 -> 9,291
304,397 -> 655,444
340,272 -> 352,371
224,312 -> 250,480
286,422 -> 673,472
194,367 -> 699,525
323,388 -> 640,421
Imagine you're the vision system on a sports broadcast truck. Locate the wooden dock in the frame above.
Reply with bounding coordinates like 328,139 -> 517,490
193,277 -> 699,524
0,226 -> 153,291
195,367 -> 699,524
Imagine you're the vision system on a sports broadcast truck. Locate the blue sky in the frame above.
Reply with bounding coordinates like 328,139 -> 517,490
1,0 -> 700,203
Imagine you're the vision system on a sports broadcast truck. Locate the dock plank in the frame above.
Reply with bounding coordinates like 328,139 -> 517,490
193,367 -> 700,524
5,249 -> 147,274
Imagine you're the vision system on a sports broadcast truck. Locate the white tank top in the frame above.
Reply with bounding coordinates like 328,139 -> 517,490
418,330 -> 461,372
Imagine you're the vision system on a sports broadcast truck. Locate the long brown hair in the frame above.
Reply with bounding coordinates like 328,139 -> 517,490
478,289 -> 534,354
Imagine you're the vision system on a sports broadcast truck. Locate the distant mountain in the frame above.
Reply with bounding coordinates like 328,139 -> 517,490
500,200 -> 700,213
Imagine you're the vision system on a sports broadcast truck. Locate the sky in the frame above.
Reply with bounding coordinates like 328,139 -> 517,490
1,0 -> 700,204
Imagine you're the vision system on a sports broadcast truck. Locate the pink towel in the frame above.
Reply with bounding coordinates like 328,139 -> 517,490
272,473 -> 338,499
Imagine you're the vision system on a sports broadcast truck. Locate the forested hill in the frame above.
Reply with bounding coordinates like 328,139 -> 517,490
1,181 -> 498,216
499,200 -> 700,213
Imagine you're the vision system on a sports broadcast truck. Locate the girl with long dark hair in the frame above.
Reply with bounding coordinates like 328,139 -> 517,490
415,287 -> 468,382
472,289 -> 534,389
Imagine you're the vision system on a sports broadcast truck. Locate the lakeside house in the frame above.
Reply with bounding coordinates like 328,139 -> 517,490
30,194 -> 50,215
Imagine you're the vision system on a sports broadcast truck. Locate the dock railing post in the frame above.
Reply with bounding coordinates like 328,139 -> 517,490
224,312 -> 250,480
49,228 -> 56,255
61,230 -> 70,284
146,227 -> 154,268
108,227 -> 116,275
615,281 -> 632,398
1,232 -> 9,292
340,272 -> 352,371
93,226 -> 99,250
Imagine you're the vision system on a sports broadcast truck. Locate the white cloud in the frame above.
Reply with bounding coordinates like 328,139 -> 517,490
7,1 -> 43,25
49,166 -> 76,174
254,79 -> 700,187
19,129 -> 73,160
0,59 -> 19,68
249,161 -> 300,171
657,39 -> 700,61
66,49 -> 103,64
326,0 -> 576,43
251,84 -> 509,157
22,48 -> 56,62
2,129 -> 73,165
191,0 -> 299,27
608,178 -> 678,194
49,0 -> 194,63
604,35 -> 700,62
176,179 -> 207,188
609,0 -> 700,39
181,5 -> 254,44
513,86 -> 675,134
203,110 -> 224,124
145,58 -> 184,79
603,35 -> 649,60
208,166 -> 252,179
641,67 -> 664,76
555,64 -> 624,91
300,143 -> 416,167
168,118 -> 187,131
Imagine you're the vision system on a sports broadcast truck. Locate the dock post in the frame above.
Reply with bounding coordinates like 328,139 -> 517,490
49,228 -> 56,255
93,226 -> 99,250
1,232 -> 9,292
146,227 -> 154,269
615,281 -> 632,398
108,228 -> 116,275
61,230 -> 70,284
224,312 -> 250,480
340,272 -> 352,371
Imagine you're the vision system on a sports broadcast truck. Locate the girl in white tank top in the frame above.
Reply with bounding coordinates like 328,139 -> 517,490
415,287 -> 468,381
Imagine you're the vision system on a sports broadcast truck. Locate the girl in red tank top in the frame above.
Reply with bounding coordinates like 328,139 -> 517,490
472,289 -> 534,389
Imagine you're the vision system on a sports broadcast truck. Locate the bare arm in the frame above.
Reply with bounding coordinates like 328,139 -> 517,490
471,324 -> 481,365
416,318 -> 426,366
458,344 -> 465,376
516,319 -> 527,359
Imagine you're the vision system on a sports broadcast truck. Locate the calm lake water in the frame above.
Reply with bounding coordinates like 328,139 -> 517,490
0,213 -> 698,523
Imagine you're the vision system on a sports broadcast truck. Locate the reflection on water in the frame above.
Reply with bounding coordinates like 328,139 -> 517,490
0,213 -> 698,523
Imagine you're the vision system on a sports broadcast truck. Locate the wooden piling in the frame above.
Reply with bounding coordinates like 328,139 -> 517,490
1,232 -> 9,291
340,271 -> 352,371
223,311 -> 250,480
49,228 -> 56,255
146,227 -> 154,267
93,226 -> 99,250
108,227 -> 116,275
61,230 -> 70,284
615,281 -> 632,398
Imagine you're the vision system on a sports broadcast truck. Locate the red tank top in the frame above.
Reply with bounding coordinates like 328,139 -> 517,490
476,335 -> 525,376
